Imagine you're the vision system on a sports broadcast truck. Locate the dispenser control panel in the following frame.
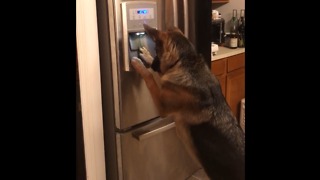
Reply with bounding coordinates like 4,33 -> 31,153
120,1 -> 158,71
129,8 -> 154,20
121,1 -> 157,32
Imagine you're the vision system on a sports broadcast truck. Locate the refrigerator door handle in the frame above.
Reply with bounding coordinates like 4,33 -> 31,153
173,0 -> 178,27
173,0 -> 189,38
132,118 -> 175,141
183,0 -> 189,38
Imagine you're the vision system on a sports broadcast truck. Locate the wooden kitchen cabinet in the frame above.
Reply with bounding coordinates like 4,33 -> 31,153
211,53 -> 245,121
216,75 -> 226,97
226,67 -> 245,120
211,57 -> 227,96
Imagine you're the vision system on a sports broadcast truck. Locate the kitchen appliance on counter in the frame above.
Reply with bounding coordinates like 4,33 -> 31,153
211,10 -> 225,45
96,0 -> 212,179
211,42 -> 219,55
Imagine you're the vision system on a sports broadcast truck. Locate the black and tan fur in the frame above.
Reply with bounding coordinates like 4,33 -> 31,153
131,24 -> 245,180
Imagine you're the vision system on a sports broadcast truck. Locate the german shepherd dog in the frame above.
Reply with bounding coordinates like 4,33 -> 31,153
131,24 -> 245,180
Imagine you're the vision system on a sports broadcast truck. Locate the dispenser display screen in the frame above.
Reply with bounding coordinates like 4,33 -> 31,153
129,8 -> 154,20
137,10 -> 148,14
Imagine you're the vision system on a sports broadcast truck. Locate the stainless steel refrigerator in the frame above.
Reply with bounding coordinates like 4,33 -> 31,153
96,0 -> 212,179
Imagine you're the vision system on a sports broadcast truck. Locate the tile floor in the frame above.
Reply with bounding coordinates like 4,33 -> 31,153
186,169 -> 210,180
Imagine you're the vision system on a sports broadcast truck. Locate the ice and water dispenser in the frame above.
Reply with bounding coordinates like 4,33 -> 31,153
121,1 -> 158,71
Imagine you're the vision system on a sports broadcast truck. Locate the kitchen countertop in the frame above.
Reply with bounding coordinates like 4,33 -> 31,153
211,46 -> 245,61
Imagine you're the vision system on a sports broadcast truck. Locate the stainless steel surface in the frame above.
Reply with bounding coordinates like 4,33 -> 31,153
183,0 -> 189,38
132,117 -> 175,140
106,0 -> 122,129
120,70 -> 160,129
173,0 -> 178,27
119,125 -> 200,180
116,134 -> 124,180
120,2 -> 130,72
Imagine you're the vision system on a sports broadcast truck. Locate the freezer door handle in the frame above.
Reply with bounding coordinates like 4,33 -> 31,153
132,118 -> 175,141
173,0 -> 188,38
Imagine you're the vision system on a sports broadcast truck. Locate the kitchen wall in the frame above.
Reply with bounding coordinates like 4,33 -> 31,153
76,0 -> 107,179
212,0 -> 245,33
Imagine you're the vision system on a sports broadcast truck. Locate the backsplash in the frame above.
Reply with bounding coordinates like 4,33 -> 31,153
212,0 -> 245,33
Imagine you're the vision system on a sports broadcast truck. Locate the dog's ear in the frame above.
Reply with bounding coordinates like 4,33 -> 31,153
168,26 -> 184,35
143,24 -> 160,41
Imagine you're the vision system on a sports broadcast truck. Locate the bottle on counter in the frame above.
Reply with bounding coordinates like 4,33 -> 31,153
238,9 -> 245,48
229,9 -> 238,49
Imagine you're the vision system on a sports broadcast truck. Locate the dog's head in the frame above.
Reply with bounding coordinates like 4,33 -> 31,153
143,24 -> 197,74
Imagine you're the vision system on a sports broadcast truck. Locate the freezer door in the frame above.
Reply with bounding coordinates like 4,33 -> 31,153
117,118 -> 200,180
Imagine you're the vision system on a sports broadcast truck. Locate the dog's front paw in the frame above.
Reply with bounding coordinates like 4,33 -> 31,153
131,57 -> 153,79
139,47 -> 154,66
131,57 -> 145,66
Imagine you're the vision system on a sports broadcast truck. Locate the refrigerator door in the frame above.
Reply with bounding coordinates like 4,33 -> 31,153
112,0 -> 211,130
117,117 -> 200,180
113,0 -> 162,130
119,70 -> 161,129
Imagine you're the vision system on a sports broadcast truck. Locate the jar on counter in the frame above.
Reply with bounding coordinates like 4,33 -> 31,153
229,33 -> 238,49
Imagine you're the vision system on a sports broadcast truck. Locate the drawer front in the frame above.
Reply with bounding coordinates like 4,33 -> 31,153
120,123 -> 200,180
227,53 -> 245,72
211,58 -> 226,76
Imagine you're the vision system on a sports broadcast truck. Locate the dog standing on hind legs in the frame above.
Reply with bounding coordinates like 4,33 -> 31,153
131,24 -> 245,180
